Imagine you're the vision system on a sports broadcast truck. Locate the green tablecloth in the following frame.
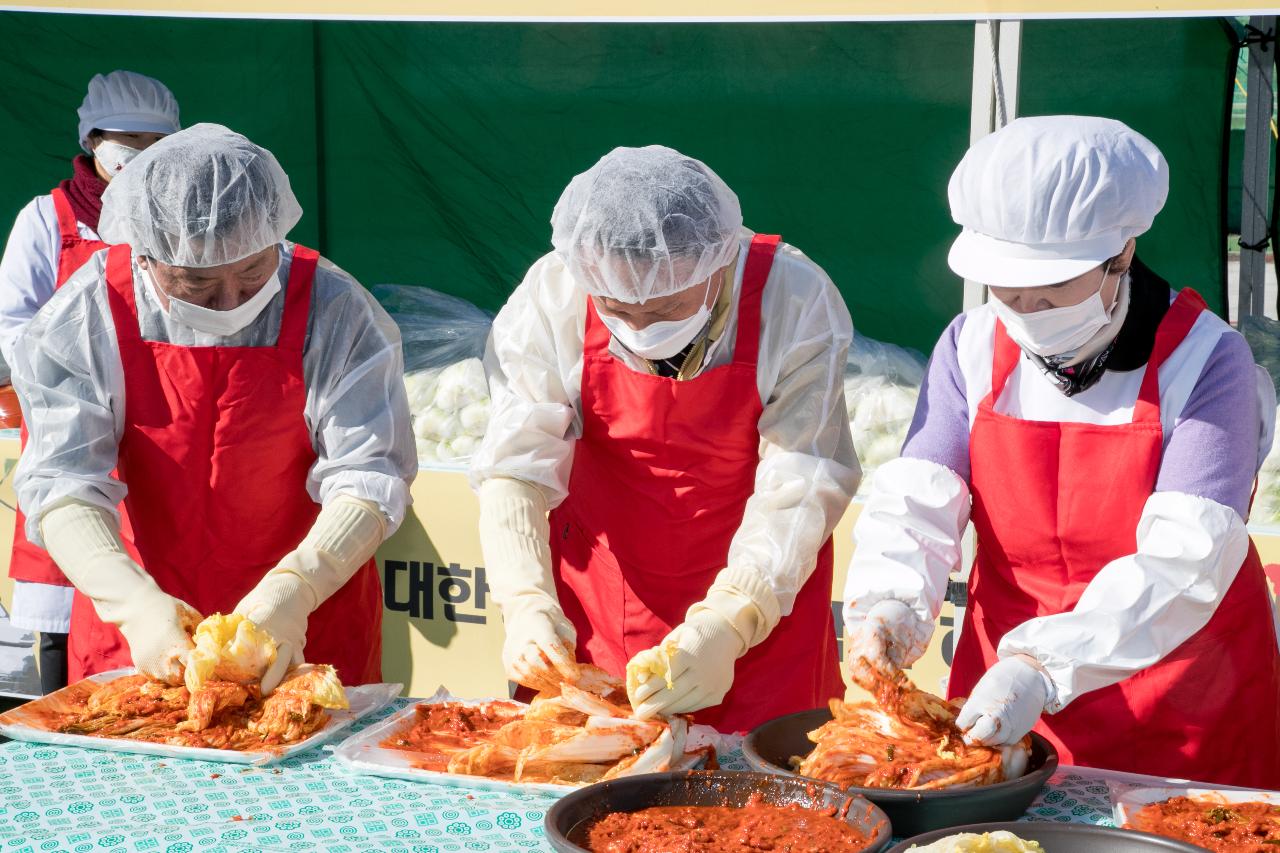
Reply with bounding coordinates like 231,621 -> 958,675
0,699 -> 1119,853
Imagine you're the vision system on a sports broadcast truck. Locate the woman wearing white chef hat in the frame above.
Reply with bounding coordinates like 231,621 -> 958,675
844,115 -> 1280,787
0,70 -> 180,694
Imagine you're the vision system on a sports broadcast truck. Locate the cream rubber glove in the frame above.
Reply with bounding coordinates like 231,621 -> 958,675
626,565 -> 780,720
40,499 -> 202,684
234,495 -> 386,693
478,478 -> 579,687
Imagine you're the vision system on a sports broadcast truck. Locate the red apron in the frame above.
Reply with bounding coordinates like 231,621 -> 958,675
9,188 -> 141,587
550,234 -> 843,733
950,288 -> 1280,788
67,244 -> 382,686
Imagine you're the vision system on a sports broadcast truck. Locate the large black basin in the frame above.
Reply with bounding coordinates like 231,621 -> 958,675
744,707 -> 1059,836
544,769 -> 893,852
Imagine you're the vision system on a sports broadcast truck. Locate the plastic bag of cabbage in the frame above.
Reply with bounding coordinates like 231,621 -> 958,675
374,285 -> 494,466
844,333 -> 927,495
1255,404 -> 1280,527
1243,315 -> 1280,398
1244,318 -> 1280,526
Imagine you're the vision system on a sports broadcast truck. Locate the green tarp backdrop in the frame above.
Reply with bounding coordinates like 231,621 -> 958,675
0,14 -> 1236,352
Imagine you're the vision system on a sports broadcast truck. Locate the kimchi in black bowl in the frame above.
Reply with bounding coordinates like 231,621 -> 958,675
744,707 -> 1058,837
545,769 -> 892,853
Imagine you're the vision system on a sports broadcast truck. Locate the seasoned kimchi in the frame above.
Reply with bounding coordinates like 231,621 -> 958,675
797,661 -> 1030,790
32,613 -> 349,751
381,664 -> 697,785
47,663 -> 348,750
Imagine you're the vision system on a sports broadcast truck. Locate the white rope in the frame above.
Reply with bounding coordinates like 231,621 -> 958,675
988,19 -> 1009,129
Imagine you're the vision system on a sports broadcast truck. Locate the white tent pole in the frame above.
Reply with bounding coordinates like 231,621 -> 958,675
998,20 -> 1023,121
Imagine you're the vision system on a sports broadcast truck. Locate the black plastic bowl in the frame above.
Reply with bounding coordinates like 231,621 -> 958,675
544,770 -> 893,853
888,820 -> 1208,851
743,707 -> 1059,837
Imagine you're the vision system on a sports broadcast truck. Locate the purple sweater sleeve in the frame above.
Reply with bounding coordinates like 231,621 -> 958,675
1155,332 -> 1260,518
901,314 -> 973,482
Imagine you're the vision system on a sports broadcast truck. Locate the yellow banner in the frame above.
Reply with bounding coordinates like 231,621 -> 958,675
0,0 -> 1265,20
377,468 -> 507,699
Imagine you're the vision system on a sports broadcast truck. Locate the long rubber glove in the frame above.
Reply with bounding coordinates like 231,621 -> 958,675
626,565 -> 780,719
40,499 -> 202,684
234,495 -> 386,693
477,477 -> 579,688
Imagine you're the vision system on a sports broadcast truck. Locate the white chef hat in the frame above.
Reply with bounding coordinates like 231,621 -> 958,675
946,115 -> 1169,287
77,70 -> 181,154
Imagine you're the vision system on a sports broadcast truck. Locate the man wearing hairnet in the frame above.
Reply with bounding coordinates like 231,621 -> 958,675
471,145 -> 859,731
0,70 -> 181,694
844,116 -> 1280,786
11,123 -> 415,691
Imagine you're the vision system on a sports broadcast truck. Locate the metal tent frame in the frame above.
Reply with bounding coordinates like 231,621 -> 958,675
1238,14 -> 1276,320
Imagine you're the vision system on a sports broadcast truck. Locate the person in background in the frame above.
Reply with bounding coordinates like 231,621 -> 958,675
11,123 -> 415,691
0,70 -> 180,694
471,145 -> 859,731
843,115 -> 1280,788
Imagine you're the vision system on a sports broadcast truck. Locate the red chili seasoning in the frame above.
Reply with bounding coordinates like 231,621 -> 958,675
577,793 -> 871,852
1129,797 -> 1280,851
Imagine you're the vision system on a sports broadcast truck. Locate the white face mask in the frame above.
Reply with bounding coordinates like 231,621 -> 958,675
991,263 -> 1119,358
94,140 -> 141,176
599,281 -> 718,361
144,265 -> 281,337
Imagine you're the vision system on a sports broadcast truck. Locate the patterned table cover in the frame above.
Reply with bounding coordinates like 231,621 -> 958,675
0,699 -> 1123,853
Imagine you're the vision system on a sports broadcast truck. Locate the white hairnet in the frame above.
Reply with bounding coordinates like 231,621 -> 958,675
77,70 -> 181,154
97,123 -> 303,269
550,145 -> 743,304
